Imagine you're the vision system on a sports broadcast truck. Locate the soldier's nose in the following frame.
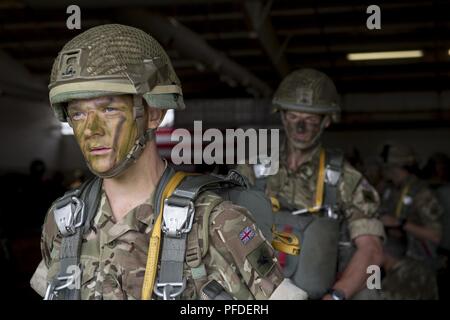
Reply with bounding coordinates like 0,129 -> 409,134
84,111 -> 104,137
296,121 -> 306,133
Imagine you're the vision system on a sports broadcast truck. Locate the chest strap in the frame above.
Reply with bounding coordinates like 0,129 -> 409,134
323,149 -> 344,210
271,149 -> 344,257
141,170 -> 190,300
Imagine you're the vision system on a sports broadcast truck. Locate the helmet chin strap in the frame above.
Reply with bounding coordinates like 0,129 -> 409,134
88,95 -> 156,179
285,115 -> 329,151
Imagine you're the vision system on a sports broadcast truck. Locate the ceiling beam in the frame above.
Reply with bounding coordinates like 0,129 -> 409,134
22,0 -> 233,9
243,0 -> 290,78
118,9 -> 273,97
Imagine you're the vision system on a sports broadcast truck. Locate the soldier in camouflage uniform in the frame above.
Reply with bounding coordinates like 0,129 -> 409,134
379,235 -> 439,300
379,143 -> 443,270
238,69 -> 385,300
29,24 -> 304,300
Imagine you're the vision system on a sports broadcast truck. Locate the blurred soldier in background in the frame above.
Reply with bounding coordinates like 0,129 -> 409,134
379,143 -> 444,299
380,236 -> 439,300
380,143 -> 443,267
421,152 -> 450,299
238,68 -> 384,300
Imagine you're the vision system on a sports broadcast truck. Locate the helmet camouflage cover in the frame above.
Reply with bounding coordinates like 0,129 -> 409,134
272,68 -> 340,120
382,143 -> 417,167
49,23 -> 185,122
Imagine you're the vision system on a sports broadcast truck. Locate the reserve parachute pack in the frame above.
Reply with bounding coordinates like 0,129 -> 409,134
254,148 -> 346,300
45,166 -> 274,300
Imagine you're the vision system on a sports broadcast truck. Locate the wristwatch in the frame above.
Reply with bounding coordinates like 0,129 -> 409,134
328,288 -> 346,300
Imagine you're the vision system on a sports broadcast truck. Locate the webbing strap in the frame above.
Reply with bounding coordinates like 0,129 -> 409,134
141,171 -> 189,300
48,177 -> 102,300
142,170 -> 247,300
159,236 -> 187,284
311,149 -> 326,213
201,197 -> 224,258
172,175 -> 236,199
323,149 -> 344,207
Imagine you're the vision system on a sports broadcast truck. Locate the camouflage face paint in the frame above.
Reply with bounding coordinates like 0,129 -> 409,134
67,95 -> 138,175
282,111 -> 322,149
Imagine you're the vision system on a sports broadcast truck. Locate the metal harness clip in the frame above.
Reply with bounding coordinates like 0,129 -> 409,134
161,199 -> 194,237
44,273 -> 79,300
153,279 -> 187,300
54,197 -> 85,237
155,197 -> 194,300
325,165 -> 341,186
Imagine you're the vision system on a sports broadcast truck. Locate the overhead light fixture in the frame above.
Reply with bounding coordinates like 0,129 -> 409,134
347,50 -> 423,61
448,49 -> 450,56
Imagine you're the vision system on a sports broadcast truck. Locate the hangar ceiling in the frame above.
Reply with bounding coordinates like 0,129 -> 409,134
1,0 -> 449,99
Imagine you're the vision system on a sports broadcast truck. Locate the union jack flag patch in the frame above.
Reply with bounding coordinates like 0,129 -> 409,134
239,226 -> 255,245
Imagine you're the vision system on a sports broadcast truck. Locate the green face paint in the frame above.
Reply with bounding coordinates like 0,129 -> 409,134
67,95 -> 138,175
282,111 -> 323,150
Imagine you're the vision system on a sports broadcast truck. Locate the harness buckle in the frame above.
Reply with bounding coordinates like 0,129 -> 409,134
153,279 -> 186,300
162,199 -> 194,237
44,273 -> 79,300
54,197 -> 85,237
253,156 -> 278,178
324,205 -> 339,220
325,165 -> 341,186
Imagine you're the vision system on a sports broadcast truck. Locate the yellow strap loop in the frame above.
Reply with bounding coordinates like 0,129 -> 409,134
272,229 -> 300,256
272,241 -> 300,256
304,148 -> 326,213
141,171 -> 190,300
270,196 -> 280,212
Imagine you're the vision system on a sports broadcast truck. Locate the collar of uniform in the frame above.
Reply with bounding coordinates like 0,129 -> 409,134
93,188 -> 155,243
92,160 -> 167,242
280,141 -> 322,177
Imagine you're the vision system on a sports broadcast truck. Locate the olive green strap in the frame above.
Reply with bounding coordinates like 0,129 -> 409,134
201,197 -> 224,258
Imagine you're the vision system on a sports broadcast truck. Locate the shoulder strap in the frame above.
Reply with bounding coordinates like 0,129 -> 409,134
141,167 -> 188,300
323,149 -> 344,208
148,169 -> 246,300
172,169 -> 246,200
45,176 -> 102,300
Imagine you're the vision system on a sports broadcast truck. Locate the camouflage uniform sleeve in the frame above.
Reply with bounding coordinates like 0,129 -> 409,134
412,188 -> 443,234
339,162 -> 385,241
40,205 -> 61,267
30,205 -> 60,296
207,200 -> 285,299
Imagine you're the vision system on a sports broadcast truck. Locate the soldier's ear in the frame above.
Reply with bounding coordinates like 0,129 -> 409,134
146,106 -> 166,129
